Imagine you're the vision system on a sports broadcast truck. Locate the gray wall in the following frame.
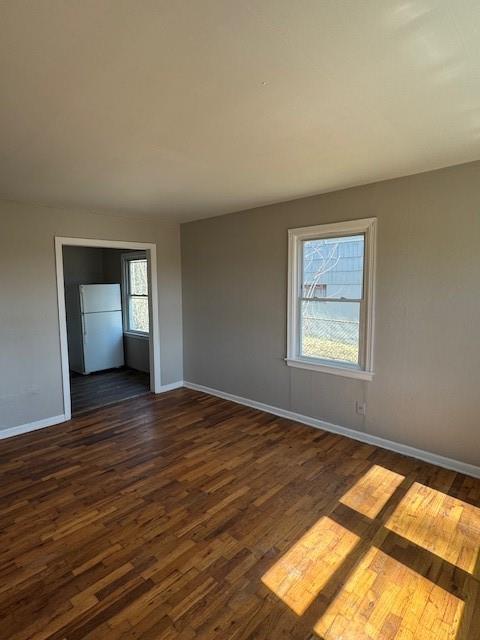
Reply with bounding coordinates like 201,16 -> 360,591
124,335 -> 150,374
182,161 -> 480,467
0,201 -> 183,430
63,246 -> 106,285
102,248 -> 126,283
63,246 -> 149,373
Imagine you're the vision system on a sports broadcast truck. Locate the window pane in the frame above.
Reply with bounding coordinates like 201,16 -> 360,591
129,296 -> 149,333
301,300 -> 360,365
129,259 -> 148,296
302,235 -> 364,300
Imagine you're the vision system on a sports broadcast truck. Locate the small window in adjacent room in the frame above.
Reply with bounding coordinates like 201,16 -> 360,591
286,218 -> 376,380
122,253 -> 150,334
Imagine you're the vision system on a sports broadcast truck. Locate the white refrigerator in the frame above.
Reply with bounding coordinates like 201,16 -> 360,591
66,284 -> 125,374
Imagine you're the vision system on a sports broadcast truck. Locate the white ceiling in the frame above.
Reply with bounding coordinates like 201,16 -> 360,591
1,0 -> 480,222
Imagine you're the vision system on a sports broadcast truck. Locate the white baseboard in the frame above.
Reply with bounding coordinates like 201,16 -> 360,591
157,380 -> 184,393
184,381 -> 480,479
3,385 -> 479,480
0,414 -> 68,440
0,382 -> 185,441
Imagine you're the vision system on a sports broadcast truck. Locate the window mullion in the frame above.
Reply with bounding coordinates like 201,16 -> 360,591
299,297 -> 363,303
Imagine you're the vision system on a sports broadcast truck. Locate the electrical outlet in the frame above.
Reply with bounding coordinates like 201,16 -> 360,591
355,400 -> 366,416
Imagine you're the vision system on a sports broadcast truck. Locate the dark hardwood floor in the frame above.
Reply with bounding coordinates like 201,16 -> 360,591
0,388 -> 479,639
70,367 -> 150,415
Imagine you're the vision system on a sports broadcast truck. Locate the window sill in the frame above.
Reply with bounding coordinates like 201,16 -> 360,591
124,331 -> 150,340
285,357 -> 374,381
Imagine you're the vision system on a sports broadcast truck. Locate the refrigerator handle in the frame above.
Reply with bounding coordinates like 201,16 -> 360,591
79,285 -> 85,313
81,314 -> 87,339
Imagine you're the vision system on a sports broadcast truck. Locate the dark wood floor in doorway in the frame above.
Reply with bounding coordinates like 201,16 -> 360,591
70,367 -> 150,415
0,388 -> 479,639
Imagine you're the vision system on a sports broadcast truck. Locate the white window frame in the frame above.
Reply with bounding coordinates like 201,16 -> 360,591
286,217 -> 377,381
122,252 -> 150,339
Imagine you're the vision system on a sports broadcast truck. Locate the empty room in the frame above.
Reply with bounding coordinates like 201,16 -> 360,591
0,2 -> 479,639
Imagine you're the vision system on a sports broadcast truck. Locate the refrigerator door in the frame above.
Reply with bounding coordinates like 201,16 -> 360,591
82,311 -> 125,373
80,284 -> 122,313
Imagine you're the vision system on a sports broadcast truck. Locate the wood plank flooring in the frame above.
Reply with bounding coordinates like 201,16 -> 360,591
0,388 -> 479,639
70,367 -> 150,415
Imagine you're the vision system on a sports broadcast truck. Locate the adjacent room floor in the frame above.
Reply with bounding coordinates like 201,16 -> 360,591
70,367 -> 150,415
1,389 -> 479,639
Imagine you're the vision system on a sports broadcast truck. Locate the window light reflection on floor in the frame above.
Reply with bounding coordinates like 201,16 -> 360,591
386,482 -> 480,577
261,464 -> 478,638
315,546 -> 464,639
261,516 -> 359,615
339,464 -> 405,519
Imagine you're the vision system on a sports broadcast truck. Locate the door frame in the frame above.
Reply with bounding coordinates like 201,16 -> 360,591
55,236 -> 161,420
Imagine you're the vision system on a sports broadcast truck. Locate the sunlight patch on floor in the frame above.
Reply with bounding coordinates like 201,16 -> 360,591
262,467 -> 478,637
315,546 -> 464,640
339,464 -> 405,519
261,516 -> 359,615
386,482 -> 480,577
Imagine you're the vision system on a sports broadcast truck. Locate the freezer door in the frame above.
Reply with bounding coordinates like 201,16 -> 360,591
80,284 -> 122,313
82,311 -> 124,373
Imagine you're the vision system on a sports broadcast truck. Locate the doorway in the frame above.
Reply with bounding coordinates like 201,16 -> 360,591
55,238 -> 161,419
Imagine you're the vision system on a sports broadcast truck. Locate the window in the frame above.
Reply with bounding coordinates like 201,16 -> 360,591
287,218 -> 376,380
122,253 -> 150,335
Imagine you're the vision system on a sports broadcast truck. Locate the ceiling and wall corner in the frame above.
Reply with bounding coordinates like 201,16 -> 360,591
0,0 -> 479,222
